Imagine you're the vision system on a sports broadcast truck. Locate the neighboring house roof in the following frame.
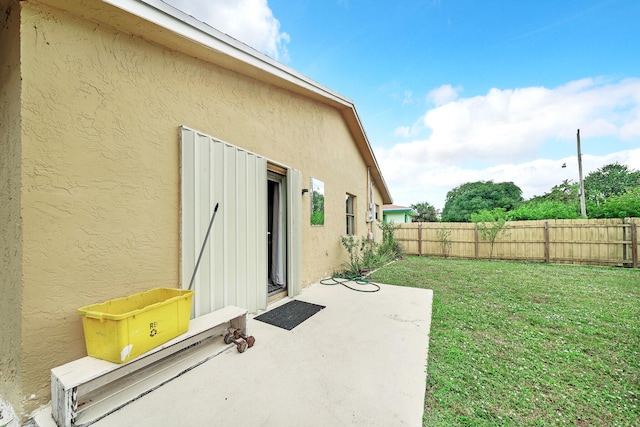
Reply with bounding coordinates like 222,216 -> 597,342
383,204 -> 418,216
42,0 -> 393,204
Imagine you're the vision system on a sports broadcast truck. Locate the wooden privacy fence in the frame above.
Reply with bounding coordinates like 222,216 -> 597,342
396,218 -> 639,268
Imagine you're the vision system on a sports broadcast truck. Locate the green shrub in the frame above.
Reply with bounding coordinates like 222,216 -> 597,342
507,200 -> 580,220
588,186 -> 640,218
471,208 -> 510,260
340,235 -> 363,275
379,221 -> 402,259
339,222 -> 402,276
436,226 -> 453,258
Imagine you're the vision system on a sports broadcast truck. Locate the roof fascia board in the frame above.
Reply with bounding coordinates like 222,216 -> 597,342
341,109 -> 392,204
385,209 -> 417,214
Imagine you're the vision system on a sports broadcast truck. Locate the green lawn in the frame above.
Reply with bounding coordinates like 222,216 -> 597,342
368,256 -> 640,427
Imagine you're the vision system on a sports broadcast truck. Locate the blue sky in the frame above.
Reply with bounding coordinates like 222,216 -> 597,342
164,0 -> 640,209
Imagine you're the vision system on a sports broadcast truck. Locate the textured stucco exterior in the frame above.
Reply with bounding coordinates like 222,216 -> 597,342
2,0 -> 391,420
0,0 -> 23,419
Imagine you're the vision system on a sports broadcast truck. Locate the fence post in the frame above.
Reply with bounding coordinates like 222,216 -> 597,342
544,221 -> 550,263
418,222 -> 423,257
474,227 -> 479,260
622,218 -> 628,263
632,222 -> 638,268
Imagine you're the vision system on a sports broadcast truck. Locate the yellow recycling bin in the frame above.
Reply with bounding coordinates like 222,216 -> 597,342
78,288 -> 194,364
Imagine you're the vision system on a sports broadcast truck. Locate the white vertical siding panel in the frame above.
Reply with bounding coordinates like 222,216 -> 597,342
208,141 -> 222,314
243,154 -> 256,311
236,149 -> 249,310
256,157 -> 269,310
212,141 -> 225,311
288,168 -> 303,296
255,157 -> 268,311
246,155 -> 268,312
181,127 -> 268,315
224,145 -> 237,310
180,129 -> 196,297
194,133 -> 212,317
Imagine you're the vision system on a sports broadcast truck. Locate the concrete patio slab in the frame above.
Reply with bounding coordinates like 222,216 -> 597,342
35,281 -> 432,427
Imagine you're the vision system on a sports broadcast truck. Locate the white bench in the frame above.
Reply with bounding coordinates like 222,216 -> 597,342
51,306 -> 248,427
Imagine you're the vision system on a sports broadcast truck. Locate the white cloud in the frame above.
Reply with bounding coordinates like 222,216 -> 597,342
426,84 -> 462,106
381,148 -> 640,210
377,78 -> 640,209
413,77 -> 640,165
163,0 -> 290,61
393,119 -> 425,138
402,90 -> 414,105
382,78 -> 640,168
393,126 -> 412,138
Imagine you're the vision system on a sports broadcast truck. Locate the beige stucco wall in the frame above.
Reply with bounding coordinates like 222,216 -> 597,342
11,1 -> 386,416
0,0 -> 24,417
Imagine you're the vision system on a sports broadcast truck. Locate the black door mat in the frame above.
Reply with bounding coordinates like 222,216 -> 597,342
254,300 -> 325,330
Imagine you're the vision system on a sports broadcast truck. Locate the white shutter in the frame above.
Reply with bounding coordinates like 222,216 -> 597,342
287,168 -> 303,297
180,126 -> 267,315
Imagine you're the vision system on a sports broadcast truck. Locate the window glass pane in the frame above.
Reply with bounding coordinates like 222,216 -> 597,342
346,194 -> 355,235
311,178 -> 324,226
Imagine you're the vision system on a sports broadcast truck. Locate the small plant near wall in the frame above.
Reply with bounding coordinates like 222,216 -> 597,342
340,235 -> 363,275
378,221 -> 402,259
437,226 -> 453,258
360,238 -> 380,270
471,208 -> 510,260
339,222 -> 402,277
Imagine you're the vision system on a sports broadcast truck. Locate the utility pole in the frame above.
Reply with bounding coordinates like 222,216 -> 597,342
577,129 -> 587,218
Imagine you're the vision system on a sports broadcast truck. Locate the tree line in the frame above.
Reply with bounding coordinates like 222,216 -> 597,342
411,162 -> 640,222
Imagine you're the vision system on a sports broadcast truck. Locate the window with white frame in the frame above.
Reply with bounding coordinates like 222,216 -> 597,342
346,194 -> 355,235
